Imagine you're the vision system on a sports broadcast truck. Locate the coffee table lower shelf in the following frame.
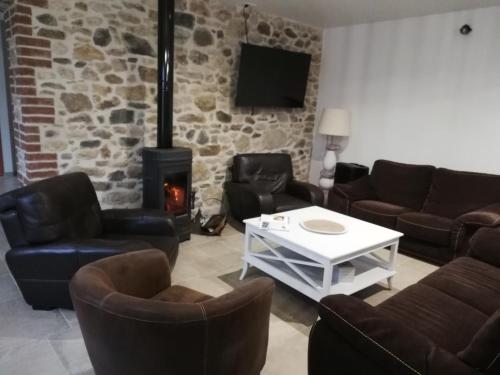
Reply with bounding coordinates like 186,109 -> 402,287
241,250 -> 396,302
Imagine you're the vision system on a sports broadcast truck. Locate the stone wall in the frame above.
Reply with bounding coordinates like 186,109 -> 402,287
173,1 -> 322,213
4,0 -> 322,212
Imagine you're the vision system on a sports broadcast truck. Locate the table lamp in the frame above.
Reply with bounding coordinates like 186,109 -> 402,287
318,108 -> 351,189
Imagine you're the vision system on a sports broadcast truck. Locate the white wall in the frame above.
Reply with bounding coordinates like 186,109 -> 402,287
0,24 -> 13,173
310,7 -> 500,183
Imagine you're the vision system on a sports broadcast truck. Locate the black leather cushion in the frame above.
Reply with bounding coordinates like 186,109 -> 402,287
99,233 -> 179,267
102,209 -> 177,237
350,200 -> 412,229
397,212 -> 453,246
14,173 -> 102,244
370,160 -> 435,210
7,245 -> 79,281
75,240 -> 155,266
251,173 -> 288,194
232,153 -> 294,193
5,239 -> 153,281
273,193 -> 310,213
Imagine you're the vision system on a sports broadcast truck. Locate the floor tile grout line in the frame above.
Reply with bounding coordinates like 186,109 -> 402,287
58,309 -> 74,329
47,338 -> 73,375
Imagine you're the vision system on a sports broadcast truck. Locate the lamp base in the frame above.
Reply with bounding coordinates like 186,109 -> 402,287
319,177 -> 334,190
318,144 -> 339,190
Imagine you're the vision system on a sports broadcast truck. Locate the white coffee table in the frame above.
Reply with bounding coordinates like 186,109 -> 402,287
240,206 -> 403,302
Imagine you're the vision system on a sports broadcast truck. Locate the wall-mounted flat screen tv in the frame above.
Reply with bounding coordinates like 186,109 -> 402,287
235,43 -> 312,108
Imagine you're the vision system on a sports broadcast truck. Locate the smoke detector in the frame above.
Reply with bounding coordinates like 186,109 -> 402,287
460,24 -> 472,35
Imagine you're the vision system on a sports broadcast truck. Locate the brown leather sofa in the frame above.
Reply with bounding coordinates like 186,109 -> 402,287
328,160 -> 500,264
308,226 -> 500,375
70,249 -> 274,375
0,172 -> 179,310
225,153 -> 324,221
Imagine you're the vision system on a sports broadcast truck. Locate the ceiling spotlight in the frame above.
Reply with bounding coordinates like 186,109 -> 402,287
460,24 -> 472,35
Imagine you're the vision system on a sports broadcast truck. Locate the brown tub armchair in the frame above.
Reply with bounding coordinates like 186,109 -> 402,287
70,249 -> 275,375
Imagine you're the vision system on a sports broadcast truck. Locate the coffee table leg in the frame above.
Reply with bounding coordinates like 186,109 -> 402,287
240,262 -> 249,280
387,242 -> 398,290
240,228 -> 252,280
321,263 -> 333,299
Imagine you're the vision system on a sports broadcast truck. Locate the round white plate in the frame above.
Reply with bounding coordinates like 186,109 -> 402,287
299,219 -> 347,235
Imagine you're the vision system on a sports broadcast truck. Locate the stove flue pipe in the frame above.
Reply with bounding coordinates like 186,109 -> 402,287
157,0 -> 174,149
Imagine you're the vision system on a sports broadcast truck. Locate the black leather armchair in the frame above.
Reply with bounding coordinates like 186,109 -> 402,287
225,153 -> 323,221
0,172 -> 179,310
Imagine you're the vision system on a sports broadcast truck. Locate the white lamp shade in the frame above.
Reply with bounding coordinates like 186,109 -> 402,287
318,108 -> 351,136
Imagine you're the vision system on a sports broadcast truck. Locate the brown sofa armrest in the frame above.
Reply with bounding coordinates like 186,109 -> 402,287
327,176 -> 376,214
332,175 -> 376,200
457,203 -> 500,227
286,180 -> 324,206
467,227 -> 500,267
314,295 -> 474,375
200,277 -> 274,374
450,203 -> 500,256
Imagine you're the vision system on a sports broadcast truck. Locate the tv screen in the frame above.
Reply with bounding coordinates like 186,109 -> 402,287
235,43 -> 312,108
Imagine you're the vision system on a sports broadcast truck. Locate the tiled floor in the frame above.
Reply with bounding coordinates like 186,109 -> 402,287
0,175 -> 439,375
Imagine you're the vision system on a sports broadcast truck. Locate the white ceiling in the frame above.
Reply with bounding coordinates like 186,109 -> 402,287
222,0 -> 500,28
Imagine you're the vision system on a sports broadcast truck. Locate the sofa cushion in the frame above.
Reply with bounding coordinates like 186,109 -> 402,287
398,238 -> 454,265
99,233 -> 179,267
251,173 -> 289,194
350,200 -> 412,229
457,309 -> 500,374
232,153 -> 293,193
273,193 -> 310,213
422,168 -> 500,219
396,212 -> 453,246
370,160 -> 435,210
377,283 -> 488,354
15,173 -> 102,244
5,239 -> 152,281
419,257 -> 500,316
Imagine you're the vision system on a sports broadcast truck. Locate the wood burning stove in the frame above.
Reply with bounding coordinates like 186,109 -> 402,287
143,148 -> 192,241
142,0 -> 193,241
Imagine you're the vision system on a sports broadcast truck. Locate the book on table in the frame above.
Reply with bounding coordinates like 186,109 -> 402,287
259,214 -> 290,231
333,262 -> 355,283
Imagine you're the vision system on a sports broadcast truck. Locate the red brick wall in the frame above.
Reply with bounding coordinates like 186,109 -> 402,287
4,0 -> 57,184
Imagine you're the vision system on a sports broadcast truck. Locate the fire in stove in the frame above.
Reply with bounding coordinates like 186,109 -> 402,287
164,181 -> 187,214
